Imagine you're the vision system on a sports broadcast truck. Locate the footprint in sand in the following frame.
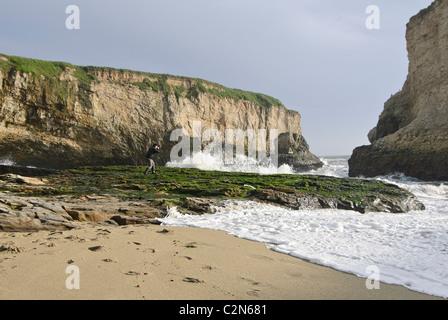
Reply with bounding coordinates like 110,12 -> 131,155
39,242 -> 56,248
0,257 -> 12,264
240,277 -> 263,297
48,231 -> 63,236
95,229 -> 112,238
202,265 -> 215,271
183,277 -> 203,284
0,242 -> 25,254
64,235 -> 86,243
185,242 -> 197,248
125,270 -> 149,276
88,245 -> 108,252
247,289 -> 261,297
249,254 -> 274,262
157,229 -> 171,234
241,277 -> 262,287
97,229 -> 111,234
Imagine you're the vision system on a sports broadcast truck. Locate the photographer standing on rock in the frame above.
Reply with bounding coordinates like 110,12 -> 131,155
144,143 -> 161,175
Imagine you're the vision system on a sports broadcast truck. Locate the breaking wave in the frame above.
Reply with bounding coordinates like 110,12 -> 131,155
162,153 -> 448,298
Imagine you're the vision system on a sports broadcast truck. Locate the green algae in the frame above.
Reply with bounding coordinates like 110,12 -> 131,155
5,166 -> 408,207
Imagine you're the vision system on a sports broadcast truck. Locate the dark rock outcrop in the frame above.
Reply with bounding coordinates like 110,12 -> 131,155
349,0 -> 448,181
0,165 -> 58,177
277,132 -> 323,171
253,182 -> 425,214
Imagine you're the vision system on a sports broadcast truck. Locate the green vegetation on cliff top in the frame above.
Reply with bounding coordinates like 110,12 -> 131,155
0,53 -> 285,109
0,54 -> 96,85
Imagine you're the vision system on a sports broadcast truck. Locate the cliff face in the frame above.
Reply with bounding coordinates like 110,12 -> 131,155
349,0 -> 448,181
0,54 -> 322,170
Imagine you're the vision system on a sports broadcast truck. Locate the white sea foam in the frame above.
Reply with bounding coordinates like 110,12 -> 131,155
305,155 -> 350,178
166,151 -> 294,175
0,156 -> 16,166
162,154 -> 448,298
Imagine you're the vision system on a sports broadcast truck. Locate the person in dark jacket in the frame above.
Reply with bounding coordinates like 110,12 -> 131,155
144,144 -> 161,175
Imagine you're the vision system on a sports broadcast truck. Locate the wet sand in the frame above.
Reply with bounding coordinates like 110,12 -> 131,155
0,223 -> 442,300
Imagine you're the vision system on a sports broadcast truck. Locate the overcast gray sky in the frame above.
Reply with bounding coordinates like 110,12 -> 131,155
0,0 -> 434,156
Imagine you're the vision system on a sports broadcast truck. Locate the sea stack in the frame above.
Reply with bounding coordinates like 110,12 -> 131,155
349,0 -> 448,181
0,55 -> 322,171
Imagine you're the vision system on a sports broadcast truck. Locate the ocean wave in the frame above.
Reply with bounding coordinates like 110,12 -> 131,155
161,154 -> 448,298
166,151 -> 294,175
375,173 -> 448,201
0,157 -> 16,166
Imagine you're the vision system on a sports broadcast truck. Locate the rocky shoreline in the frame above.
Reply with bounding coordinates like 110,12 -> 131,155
0,166 -> 425,232
0,164 -> 58,177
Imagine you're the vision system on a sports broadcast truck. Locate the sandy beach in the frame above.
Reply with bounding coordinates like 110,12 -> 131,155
0,222 -> 441,300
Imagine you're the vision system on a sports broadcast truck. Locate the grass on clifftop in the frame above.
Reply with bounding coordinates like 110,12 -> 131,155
2,166 -> 409,209
0,53 -> 286,109
0,54 -> 96,85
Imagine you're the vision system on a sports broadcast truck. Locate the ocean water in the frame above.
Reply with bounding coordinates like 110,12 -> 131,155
166,151 -> 295,175
162,154 -> 448,298
0,157 -> 16,166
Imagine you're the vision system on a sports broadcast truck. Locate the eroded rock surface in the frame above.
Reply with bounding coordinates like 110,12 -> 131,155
349,0 -> 448,181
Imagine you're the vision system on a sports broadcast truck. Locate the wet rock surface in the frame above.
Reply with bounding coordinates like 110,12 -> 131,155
0,166 -> 426,232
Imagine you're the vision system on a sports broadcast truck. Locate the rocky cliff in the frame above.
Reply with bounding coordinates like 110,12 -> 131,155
0,54 -> 322,171
349,0 -> 448,181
